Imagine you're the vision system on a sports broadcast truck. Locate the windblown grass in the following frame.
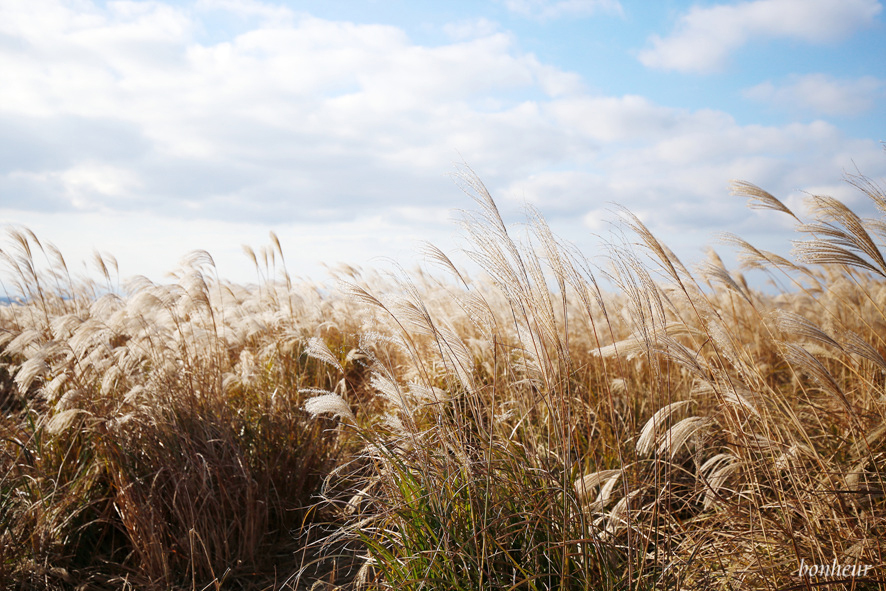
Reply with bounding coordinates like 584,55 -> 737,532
2,164 -> 886,590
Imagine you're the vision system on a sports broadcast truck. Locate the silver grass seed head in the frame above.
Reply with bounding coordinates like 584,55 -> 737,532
656,416 -> 711,459
303,391 -> 356,424
574,469 -> 621,502
45,408 -> 91,436
305,336 -> 343,373
636,400 -> 692,457
701,454 -> 740,510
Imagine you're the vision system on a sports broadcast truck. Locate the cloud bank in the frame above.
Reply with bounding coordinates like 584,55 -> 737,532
0,0 -> 883,281
638,0 -> 882,73
744,74 -> 885,116
501,0 -> 624,20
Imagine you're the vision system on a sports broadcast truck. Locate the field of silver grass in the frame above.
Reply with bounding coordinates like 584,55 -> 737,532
1,166 -> 885,590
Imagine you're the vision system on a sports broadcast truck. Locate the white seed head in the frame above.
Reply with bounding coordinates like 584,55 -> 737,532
303,391 -> 355,423
574,469 -> 621,502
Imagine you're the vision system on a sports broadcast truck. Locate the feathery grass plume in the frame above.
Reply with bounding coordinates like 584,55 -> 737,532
406,381 -> 445,404
653,333 -> 711,381
574,469 -> 621,502
773,309 -> 843,351
792,236 -> 885,275
841,329 -> 886,372
43,372 -> 68,402
592,321 -> 698,360
92,249 -> 118,291
596,490 -> 642,541
718,232 -> 800,273
731,180 -> 800,221
241,243 -> 259,270
697,248 -> 752,304
617,207 -> 686,287
656,416 -> 710,459
610,377 -> 627,395
14,355 -> 49,393
595,471 -> 622,508
453,166 -> 525,276
369,370 -> 409,412
591,333 -> 646,360
846,167 -> 886,213
699,453 -> 740,510
304,391 -> 356,423
5,327 -> 44,357
527,204 -> 570,299
704,316 -> 760,382
339,280 -> 388,313
419,241 -> 469,288
44,408 -> 91,435
722,386 -> 761,418
49,313 -> 81,341
808,194 -> 886,273
387,294 -> 436,339
636,400 -> 692,457
780,342 -> 846,403
456,290 -> 496,334
305,336 -> 344,373
434,321 -> 476,390
606,242 -> 668,333
792,192 -> 886,277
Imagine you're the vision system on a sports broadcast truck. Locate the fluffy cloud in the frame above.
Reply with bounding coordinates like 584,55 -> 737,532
501,0 -> 623,20
498,116 -> 884,237
639,0 -> 882,73
0,0 -> 883,282
0,1 -> 589,222
744,74 -> 885,116
443,18 -> 501,40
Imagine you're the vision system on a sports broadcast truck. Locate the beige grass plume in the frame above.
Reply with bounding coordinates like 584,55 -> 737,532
303,390 -> 355,423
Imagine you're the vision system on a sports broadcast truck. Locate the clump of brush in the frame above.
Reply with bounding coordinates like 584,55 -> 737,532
308,166 -> 886,590
0,233 -> 368,589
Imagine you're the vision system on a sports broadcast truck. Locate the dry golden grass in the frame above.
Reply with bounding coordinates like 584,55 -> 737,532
2,166 -> 886,590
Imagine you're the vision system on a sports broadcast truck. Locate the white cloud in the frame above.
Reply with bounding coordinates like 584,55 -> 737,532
0,206 -> 446,285
639,0 -> 882,73
502,0 -> 623,20
443,18 -> 501,40
60,163 -> 142,207
0,0 -> 883,283
496,112 -> 885,256
195,0 -> 295,23
545,95 -> 719,143
0,1 -> 589,221
744,74 -> 886,116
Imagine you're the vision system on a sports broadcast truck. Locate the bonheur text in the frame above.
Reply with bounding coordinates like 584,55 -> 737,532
799,559 -> 873,578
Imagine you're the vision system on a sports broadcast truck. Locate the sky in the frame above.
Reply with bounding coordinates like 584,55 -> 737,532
1,0 -> 884,287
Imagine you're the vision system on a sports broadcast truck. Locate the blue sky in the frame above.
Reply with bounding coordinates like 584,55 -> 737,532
1,0 -> 884,285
